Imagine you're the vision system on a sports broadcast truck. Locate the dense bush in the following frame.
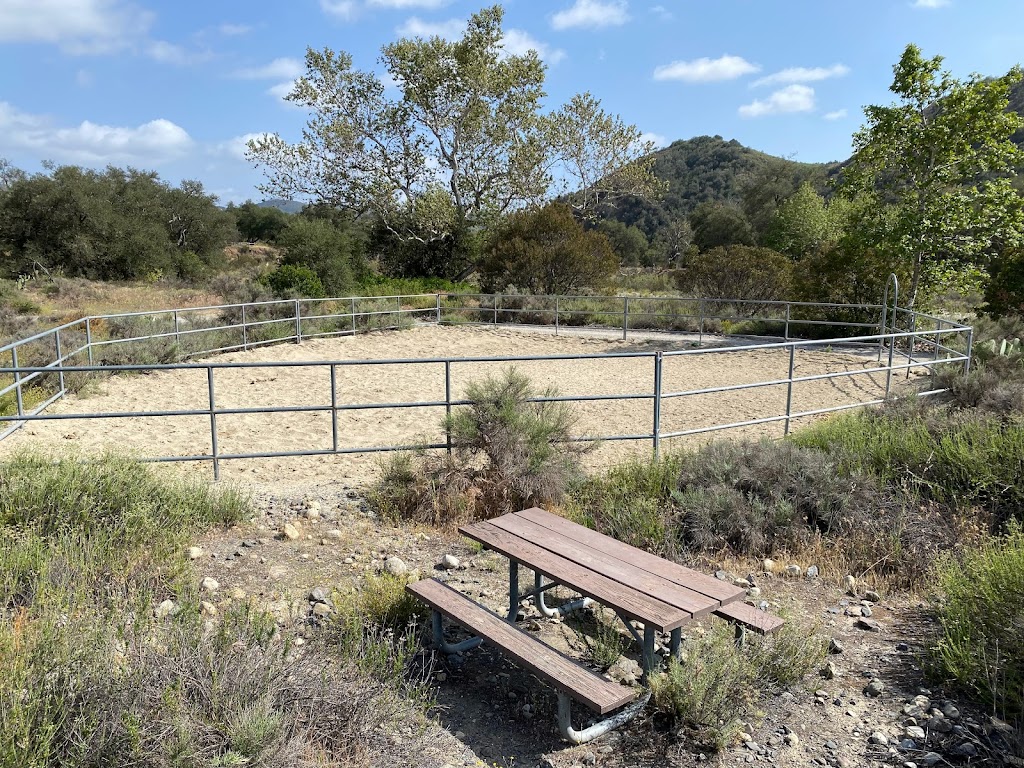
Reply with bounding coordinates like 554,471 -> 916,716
277,217 -> 363,295
688,201 -> 755,251
230,200 -> 291,242
261,263 -> 327,298
373,368 -> 591,526
931,524 -> 1024,720
675,245 -> 793,313
479,203 -> 618,295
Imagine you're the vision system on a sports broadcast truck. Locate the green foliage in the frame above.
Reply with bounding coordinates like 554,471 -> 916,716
372,220 -> 479,280
983,246 -> 1024,318
261,263 -> 326,298
335,574 -> 429,632
932,524 -> 1024,719
0,166 -> 236,281
676,244 -> 793,311
231,199 -> 291,242
479,203 -> 618,294
794,404 -> 1024,524
372,368 -> 590,525
650,621 -> 825,751
277,216 -> 362,294
688,201 -> 755,251
593,219 -> 650,266
843,45 -> 1024,307
765,182 -> 848,258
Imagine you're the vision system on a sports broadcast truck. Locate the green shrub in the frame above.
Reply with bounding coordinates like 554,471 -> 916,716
335,573 -> 429,632
932,523 -> 1024,720
261,263 -> 326,298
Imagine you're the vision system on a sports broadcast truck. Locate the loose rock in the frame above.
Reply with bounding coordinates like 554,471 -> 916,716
187,546 -> 204,560
869,732 -> 889,746
829,638 -> 845,654
857,617 -> 881,632
784,564 -> 802,577
864,589 -> 881,603
441,554 -> 461,570
154,599 -> 175,619
200,601 -> 217,617
281,523 -> 300,540
806,565 -> 819,579
385,556 -> 409,577
864,678 -> 885,697
845,574 -> 857,594
201,577 -> 219,593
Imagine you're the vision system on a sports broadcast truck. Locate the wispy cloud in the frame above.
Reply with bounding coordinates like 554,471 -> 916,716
0,101 -> 192,165
650,5 -> 672,21
145,40 -> 213,67
319,0 -> 357,20
654,55 -> 759,83
738,84 -> 815,118
912,0 -> 950,7
215,132 -> 274,161
502,28 -> 567,64
0,0 -> 152,54
551,0 -> 630,30
218,23 -> 252,36
397,16 -> 465,39
232,58 -> 304,80
823,109 -> 848,121
752,64 -> 849,88
640,131 -> 669,149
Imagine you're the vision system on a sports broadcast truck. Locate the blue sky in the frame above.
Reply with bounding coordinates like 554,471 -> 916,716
1,0 -> 1021,204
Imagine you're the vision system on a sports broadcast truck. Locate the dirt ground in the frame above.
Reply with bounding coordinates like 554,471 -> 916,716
189,488 -> 1013,768
0,325 -> 926,493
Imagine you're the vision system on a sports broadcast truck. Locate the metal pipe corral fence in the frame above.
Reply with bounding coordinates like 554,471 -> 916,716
0,288 -> 974,477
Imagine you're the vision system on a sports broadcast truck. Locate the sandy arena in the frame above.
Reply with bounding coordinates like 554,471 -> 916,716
0,325 -> 923,492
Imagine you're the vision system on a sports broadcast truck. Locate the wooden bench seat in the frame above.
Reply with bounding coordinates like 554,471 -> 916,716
714,600 -> 785,635
407,578 -> 637,715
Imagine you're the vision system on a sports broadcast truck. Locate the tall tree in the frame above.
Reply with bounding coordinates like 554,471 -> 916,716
843,44 -> 1024,307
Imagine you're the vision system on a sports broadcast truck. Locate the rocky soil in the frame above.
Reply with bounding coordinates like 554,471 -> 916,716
180,488 -> 1020,768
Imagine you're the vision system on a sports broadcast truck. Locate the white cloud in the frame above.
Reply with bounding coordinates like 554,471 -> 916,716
912,0 -> 950,7
823,109 -> 848,121
232,57 -> 304,80
368,0 -> 452,7
640,131 -> 668,149
0,101 -> 192,164
397,16 -> 466,39
75,69 -> 94,88
551,0 -> 629,30
218,23 -> 251,36
319,0 -> 357,19
0,0 -> 153,54
752,64 -> 849,88
146,40 -> 212,67
215,132 -> 273,161
738,84 -> 816,118
502,29 -> 567,65
654,55 -> 759,83
267,80 -> 299,100
650,4 -> 672,20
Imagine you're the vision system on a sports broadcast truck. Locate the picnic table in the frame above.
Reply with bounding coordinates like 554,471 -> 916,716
407,506 -> 783,743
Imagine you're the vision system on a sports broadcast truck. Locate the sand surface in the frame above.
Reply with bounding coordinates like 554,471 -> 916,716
1,326 -> 924,492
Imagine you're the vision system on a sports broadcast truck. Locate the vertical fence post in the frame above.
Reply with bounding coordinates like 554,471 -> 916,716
396,296 -> 402,329
11,346 -> 23,417
698,299 -> 705,347
783,343 -> 796,436
173,310 -> 181,346
350,297 -> 357,335
964,327 -> 974,375
494,294 -> 500,326
877,302 -> 887,363
241,304 -> 249,351
622,297 -> 629,341
85,317 -> 94,364
330,364 -> 338,453
444,361 -> 452,455
435,293 -> 442,326
294,300 -> 302,343
207,366 -> 220,481
54,329 -> 65,394
885,325 -> 897,398
784,303 -> 791,341
652,351 -> 663,457
554,296 -> 559,336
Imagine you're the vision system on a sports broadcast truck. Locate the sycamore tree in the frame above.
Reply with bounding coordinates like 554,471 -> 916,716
843,44 -> 1024,308
247,5 -> 660,254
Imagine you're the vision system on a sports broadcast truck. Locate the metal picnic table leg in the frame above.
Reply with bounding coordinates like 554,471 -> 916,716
669,628 -> 682,661
507,560 -> 519,621
641,624 -> 657,683
535,572 -> 592,618
431,609 -> 482,655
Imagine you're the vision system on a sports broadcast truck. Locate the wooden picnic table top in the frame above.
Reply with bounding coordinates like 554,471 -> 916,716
459,507 -> 746,633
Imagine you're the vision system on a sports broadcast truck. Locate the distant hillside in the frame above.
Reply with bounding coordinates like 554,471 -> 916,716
257,198 -> 303,214
595,135 -> 836,242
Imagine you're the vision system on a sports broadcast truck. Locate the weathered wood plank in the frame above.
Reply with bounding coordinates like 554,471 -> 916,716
515,507 -> 745,605
714,600 -> 784,634
460,520 -> 689,631
491,514 -> 719,618
407,578 -> 637,714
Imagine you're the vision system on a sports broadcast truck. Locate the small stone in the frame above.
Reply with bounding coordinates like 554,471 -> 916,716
845,574 -> 857,594
861,605 -> 873,618
864,678 -> 885,697
829,638 -> 845,654
343,557 -> 354,564
385,556 -> 408,577
920,752 -> 942,766
714,569 -> 728,581
783,733 -> 799,747
326,529 -> 344,540
864,590 -> 881,603
441,554 -> 461,570
154,599 -> 175,619
869,732 -> 889,746
927,717 -> 953,734
187,546 -> 204,560
905,726 -> 925,740
762,558 -> 775,572
896,642 -> 909,652
312,602 -> 332,617
784,564 -> 802,577
304,500 -> 321,519
281,523 -> 300,540
952,742 -> 977,757
821,661 -> 837,680
201,576 -> 219,593
229,587 -> 246,600
899,738 -> 917,750
309,587 -> 329,603
857,617 -> 881,632
733,577 -> 751,588
200,600 -> 217,617
911,695 -> 931,710
806,565 -> 819,579
581,752 -> 596,766
940,703 -> 960,719
747,586 -> 762,598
